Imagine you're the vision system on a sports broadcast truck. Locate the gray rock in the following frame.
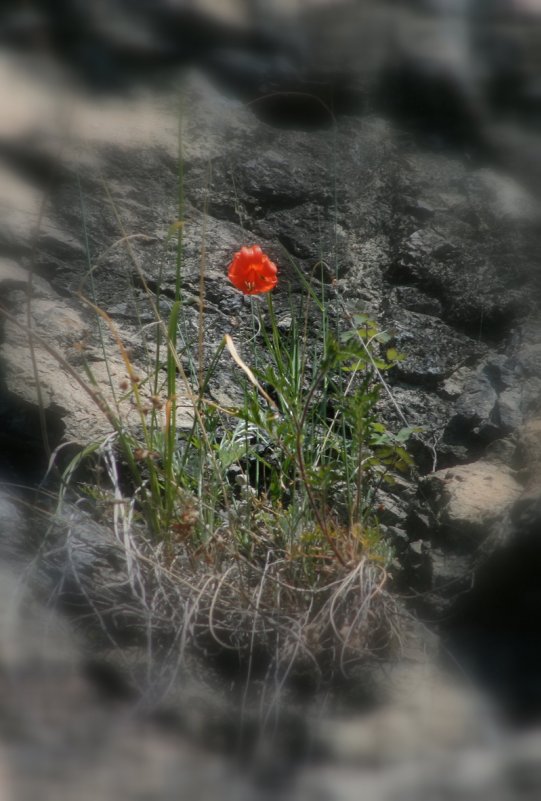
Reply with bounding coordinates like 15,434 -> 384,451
258,203 -> 351,280
390,286 -> 443,317
516,418 -> 541,483
448,321 -> 541,447
484,436 -> 517,467
440,365 -> 474,400
495,386 -> 524,432
296,730 -> 541,801
390,308 -> 484,386
421,461 -> 522,547
429,547 -> 475,597
453,368 -> 499,434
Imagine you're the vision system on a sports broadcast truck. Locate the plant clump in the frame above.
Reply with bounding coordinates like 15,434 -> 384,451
57,216 -> 414,714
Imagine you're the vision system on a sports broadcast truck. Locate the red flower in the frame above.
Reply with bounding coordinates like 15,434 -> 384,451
227,245 -> 278,295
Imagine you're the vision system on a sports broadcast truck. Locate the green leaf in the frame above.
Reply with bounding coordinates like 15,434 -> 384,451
217,440 -> 248,469
351,313 -> 371,326
386,347 -> 400,362
395,426 -> 420,443
371,422 -> 387,434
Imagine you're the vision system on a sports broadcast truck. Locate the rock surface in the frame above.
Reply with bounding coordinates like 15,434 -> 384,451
422,460 -> 522,545
1,1 -> 541,798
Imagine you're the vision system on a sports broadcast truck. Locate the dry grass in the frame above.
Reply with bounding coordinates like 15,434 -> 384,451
30,475 -> 404,730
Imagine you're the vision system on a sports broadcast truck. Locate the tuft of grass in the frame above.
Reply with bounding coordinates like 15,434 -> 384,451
67,253 -> 413,571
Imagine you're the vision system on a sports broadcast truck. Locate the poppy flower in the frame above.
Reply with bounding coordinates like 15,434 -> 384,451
227,245 -> 278,295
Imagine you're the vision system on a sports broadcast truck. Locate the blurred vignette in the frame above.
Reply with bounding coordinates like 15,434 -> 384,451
0,1 -> 541,799
2,0 -> 541,146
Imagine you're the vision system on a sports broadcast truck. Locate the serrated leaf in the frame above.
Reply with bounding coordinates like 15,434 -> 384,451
352,313 -> 371,326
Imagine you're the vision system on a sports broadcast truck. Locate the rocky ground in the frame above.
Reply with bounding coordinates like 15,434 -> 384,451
1,1 -> 541,798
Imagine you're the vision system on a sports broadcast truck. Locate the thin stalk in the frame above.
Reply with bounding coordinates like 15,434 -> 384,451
197,163 -> 210,393
265,292 -> 286,376
353,422 -> 364,528
175,103 -> 185,300
296,370 -> 346,567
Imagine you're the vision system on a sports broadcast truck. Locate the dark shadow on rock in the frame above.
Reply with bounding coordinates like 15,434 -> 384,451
0,390 -> 66,487
443,496 -> 541,726
376,55 -> 491,158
